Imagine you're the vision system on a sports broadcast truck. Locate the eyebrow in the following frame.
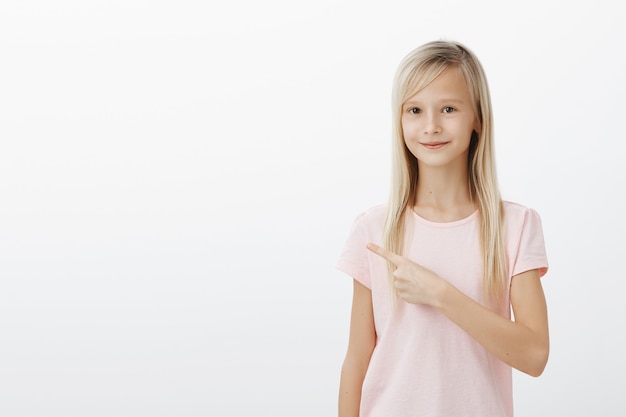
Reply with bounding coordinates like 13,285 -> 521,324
403,98 -> 467,107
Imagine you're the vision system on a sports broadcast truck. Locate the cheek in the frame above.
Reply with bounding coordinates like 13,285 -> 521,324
401,119 -> 416,138
400,125 -> 408,142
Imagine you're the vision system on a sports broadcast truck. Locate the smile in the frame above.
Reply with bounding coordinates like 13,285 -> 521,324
420,142 -> 449,150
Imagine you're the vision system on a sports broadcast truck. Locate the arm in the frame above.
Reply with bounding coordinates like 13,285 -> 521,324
436,269 -> 549,376
339,279 -> 376,417
367,243 -> 549,377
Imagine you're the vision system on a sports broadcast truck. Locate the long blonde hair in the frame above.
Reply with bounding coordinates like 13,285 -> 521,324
383,40 -> 506,303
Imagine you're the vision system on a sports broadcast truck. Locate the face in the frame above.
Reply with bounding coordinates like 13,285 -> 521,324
401,67 -> 479,170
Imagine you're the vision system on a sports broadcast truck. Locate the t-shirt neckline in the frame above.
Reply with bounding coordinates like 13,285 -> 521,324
410,209 -> 479,228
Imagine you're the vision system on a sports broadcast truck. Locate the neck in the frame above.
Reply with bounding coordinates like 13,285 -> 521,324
413,163 -> 475,221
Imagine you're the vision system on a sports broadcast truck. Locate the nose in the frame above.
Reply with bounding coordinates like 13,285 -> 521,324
423,112 -> 441,135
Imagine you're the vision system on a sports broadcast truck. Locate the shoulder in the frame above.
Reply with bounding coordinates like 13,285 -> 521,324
502,200 -> 546,245
360,204 -> 387,221
502,200 -> 543,224
502,201 -> 548,277
349,204 -> 387,234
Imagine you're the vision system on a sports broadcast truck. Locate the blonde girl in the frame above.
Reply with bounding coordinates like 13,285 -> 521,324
336,40 -> 549,417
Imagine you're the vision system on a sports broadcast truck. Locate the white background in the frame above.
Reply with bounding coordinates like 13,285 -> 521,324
1,1 -> 625,416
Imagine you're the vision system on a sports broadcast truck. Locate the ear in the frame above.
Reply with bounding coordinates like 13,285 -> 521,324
473,118 -> 481,136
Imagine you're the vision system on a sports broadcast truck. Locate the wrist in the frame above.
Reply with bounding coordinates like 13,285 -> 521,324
432,277 -> 454,310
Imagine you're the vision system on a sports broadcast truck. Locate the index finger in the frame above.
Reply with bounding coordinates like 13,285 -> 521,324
367,243 -> 403,265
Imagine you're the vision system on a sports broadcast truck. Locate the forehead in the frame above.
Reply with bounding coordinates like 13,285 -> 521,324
404,67 -> 471,103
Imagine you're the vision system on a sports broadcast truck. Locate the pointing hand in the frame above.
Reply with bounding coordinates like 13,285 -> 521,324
367,243 -> 446,306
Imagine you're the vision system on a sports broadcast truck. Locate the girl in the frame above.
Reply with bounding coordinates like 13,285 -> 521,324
336,40 -> 549,417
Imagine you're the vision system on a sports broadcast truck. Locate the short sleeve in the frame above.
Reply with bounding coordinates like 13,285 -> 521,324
511,208 -> 549,278
335,212 -> 372,289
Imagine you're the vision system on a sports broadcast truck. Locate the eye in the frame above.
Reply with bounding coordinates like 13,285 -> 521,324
442,106 -> 455,114
407,107 -> 421,114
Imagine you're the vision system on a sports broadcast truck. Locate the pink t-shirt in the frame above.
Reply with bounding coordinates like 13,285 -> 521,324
336,201 -> 548,417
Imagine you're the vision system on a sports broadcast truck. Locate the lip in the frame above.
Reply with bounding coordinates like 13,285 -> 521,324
420,142 -> 449,150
